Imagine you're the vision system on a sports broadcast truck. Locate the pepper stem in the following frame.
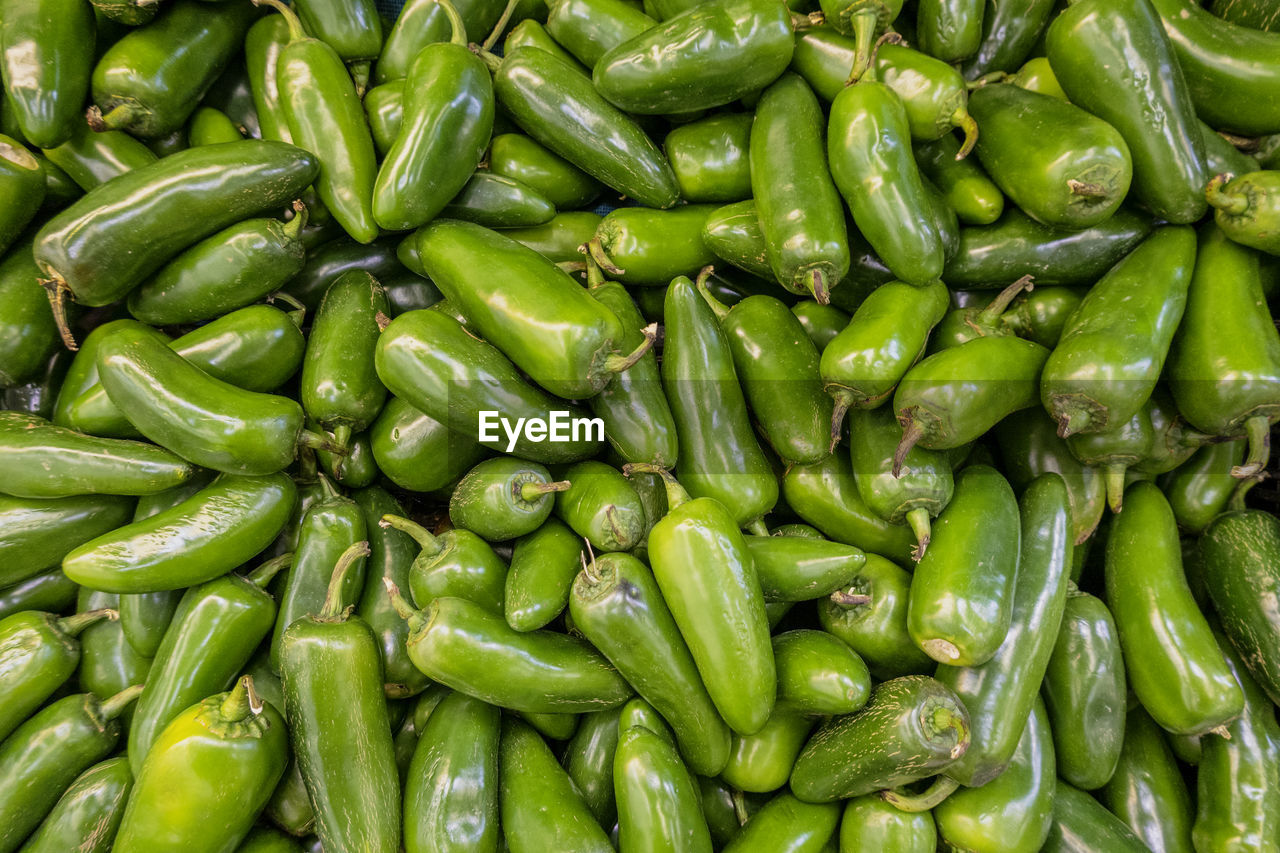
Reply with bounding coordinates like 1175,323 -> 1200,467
282,200 -> 309,241
906,507 -> 932,562
319,541 -> 371,620
268,290 -> 307,328
695,273 -> 732,322
806,267 -> 831,305
85,102 -> 145,133
830,588 -> 872,607
520,479 -> 571,502
892,415 -> 924,478
220,675 -> 257,722
880,776 -> 960,811
384,577 -> 428,633
100,684 -> 145,721
470,44 -> 503,73
845,10 -> 879,85
1231,414 -> 1272,479
253,0 -> 307,41
588,237 -> 626,276
58,609 -> 116,637
316,472 -> 340,502
40,276 -> 78,351
978,275 -> 1033,325
1205,173 -> 1248,216
828,391 -> 852,453
246,552 -> 294,589
622,463 -> 690,509
745,518 -> 769,536
580,549 -> 603,584
580,244 -> 606,289
381,513 -> 445,556
298,428 -> 349,456
604,505 -> 625,544
966,71 -> 1009,90
433,0 -> 468,47
1228,471 -> 1261,512
482,0 -> 519,49
1104,463 -> 1127,514
1055,408 -> 1090,439
953,109 -> 979,160
603,324 -> 658,374
790,10 -> 825,29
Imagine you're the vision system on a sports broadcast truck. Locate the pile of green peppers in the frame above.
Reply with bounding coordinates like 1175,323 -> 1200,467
1,0 -> 1280,849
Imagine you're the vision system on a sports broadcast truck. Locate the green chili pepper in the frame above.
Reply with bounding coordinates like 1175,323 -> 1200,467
570,550 -> 732,776
0,0 -> 95,149
870,42 -> 979,155
0,139 -> 44,261
563,707 -> 623,828
127,205 -> 309,326
37,123 -> 148,194
501,718 -> 615,853
928,276 -> 1033,353
18,756 -> 133,853
257,0 -> 379,244
789,675 -> 969,802
1045,0 -> 1208,223
369,396 -> 488,494
503,517 -> 583,632
1042,781 -> 1150,853
392,588 -> 633,712
1067,403 -> 1156,514
292,0 -> 383,61
1106,481 -> 1243,735
440,172 -> 556,228
504,18 -> 587,70
486,46 -> 679,208
913,135 -> 1003,227
114,676 -> 289,853
551,461 -> 643,552
127,554 -> 291,775
0,493 -> 133,587
1205,171 -> 1280,256
87,1 -> 255,138
545,0 -> 657,69
63,473 -> 295,594
1041,226 -> 1195,438
772,629 -> 870,715
489,132 -> 601,210
0,412 -> 195,499
588,205 -> 717,286
1099,706 -> 1195,853
245,15 -> 296,144
1000,286 -> 1083,349
0,686 -> 141,853
838,795 -> 934,852
382,514 -> 508,614
661,275 -> 778,527
0,567 -> 78,621
782,454 -> 917,565
916,0 -> 983,62
961,0 -> 1056,79
968,83 -> 1132,229
448,456 -> 569,541
376,0 -> 452,85
790,301 -> 849,351
828,81 -> 944,285
743,535 -> 864,602
819,555 -> 932,679
615,718 -> 713,852
662,113 -> 751,204
36,139 -> 318,347
186,106 -> 242,147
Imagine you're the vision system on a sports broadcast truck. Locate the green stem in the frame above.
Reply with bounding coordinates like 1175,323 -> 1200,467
384,577 -> 428,634
806,268 -> 830,306
1104,463 -> 1127,514
40,276 -> 78,351
880,776 -> 960,812
621,463 -> 689,509
470,44 -> 503,73
828,391 -> 852,453
482,0 -> 520,49
57,609 -> 116,637
316,472 -> 340,501
905,507 -> 932,562
695,273 -> 732,322
220,675 -> 255,722
520,479 -> 572,502
1205,173 -> 1248,216
603,324 -> 658,374
298,428 -> 348,456
1228,472 -> 1260,512
319,541 -> 371,620
953,109 -> 979,160
829,589 -> 872,607
746,518 -> 769,536
100,684 -> 145,721
978,274 -> 1034,326
1056,408 -> 1091,439
845,10 -> 878,85
892,415 -> 924,478
252,0 -> 307,41
282,199 -> 309,240
582,245 -> 606,289
381,513 -> 445,557
588,237 -> 626,276
85,102 -> 145,133
1231,415 -> 1272,479
246,552 -> 294,589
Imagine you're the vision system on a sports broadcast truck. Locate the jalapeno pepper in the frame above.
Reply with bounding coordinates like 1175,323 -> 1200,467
960,0 -> 1056,79
376,0 -> 452,85
1044,0 -> 1208,223
839,795 -> 935,852
588,205 -> 718,286
88,1 -> 255,138
62,473 -> 295,593
382,514 -> 508,614
1098,706 -> 1195,853
614,716 -> 713,852
369,396 -> 488,494
545,0 -> 657,69
0,567 -> 78,621
1067,403 -> 1155,514
293,0 -> 383,61
0,0 -> 95,149
1043,781 -> 1150,853
782,454 -> 917,564
19,756 -> 133,853
1106,481 -> 1243,735
449,456 -> 570,541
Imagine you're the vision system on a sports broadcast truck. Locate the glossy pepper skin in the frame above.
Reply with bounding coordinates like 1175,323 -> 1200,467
18,756 -> 133,853
127,207 -> 310,326
820,555 -> 934,679
614,718 -> 713,853
504,517 -> 583,632
745,535 -> 865,603
943,207 -> 1151,290
0,686 -> 141,853
0,493 -> 133,587
1099,706 -> 1195,853
782,455 -> 917,565
1193,634 -> 1280,853
382,513 -> 507,616
40,121 -> 155,192
94,332 -> 327,476
416,219 -> 635,400
868,43 -> 979,154
450,457 -> 569,541
373,4 -> 493,231
663,113 -> 751,204
0,0 -> 95,148
402,690 -> 500,853
916,0 -> 983,62
376,0 -> 453,85
114,677 -> 289,853
1106,481 -> 1243,736
1042,781 -> 1150,853
0,567 -> 78,621
593,0 -> 794,115
396,592 -> 633,713
489,132 -> 601,210
967,83 -> 1132,230
1040,226 -> 1195,438
62,473 -> 294,594
828,81 -> 943,286
1167,224 -> 1280,479
996,408 -> 1105,546
263,0 -> 380,244
294,0 -> 383,61
368,396 -> 488,493
960,0 -> 1056,79
932,698 -> 1056,853
1066,403 -> 1155,514
751,73 -> 849,303
1206,171 -> 1280,256
906,464 -> 1020,668
501,718 -> 615,853
0,412 -> 196,499
839,795 -> 935,852
789,675 -> 969,802
661,276 -> 777,527
489,46 -> 679,209
88,1 -> 255,138
0,237 -> 60,389
301,271 -> 388,452
281,543 -> 401,853
1044,0 -> 1207,223
590,205 -> 718,286
35,139 -> 318,346
722,792 -> 839,852
584,270 -> 679,468
545,0 -> 657,70
634,467 -> 775,735
570,551 -> 732,777
128,555 -> 290,776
